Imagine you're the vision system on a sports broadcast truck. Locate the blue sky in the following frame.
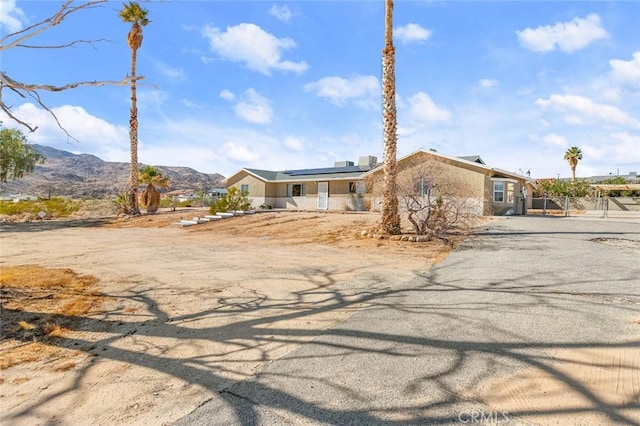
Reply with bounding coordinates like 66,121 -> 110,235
1,0 -> 639,179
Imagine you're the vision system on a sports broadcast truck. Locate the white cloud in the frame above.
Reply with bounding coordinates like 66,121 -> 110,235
0,0 -> 25,33
180,99 -> 203,109
395,23 -> 431,44
0,103 -> 128,158
607,132 -> 640,162
202,23 -> 308,75
138,90 -> 168,110
479,79 -> 499,88
222,141 -> 260,162
406,92 -> 451,123
583,132 -> 640,164
304,75 -> 379,107
233,88 -> 273,124
609,51 -> 640,88
541,133 -> 567,148
535,94 -> 640,128
516,14 -> 608,53
284,136 -> 304,151
155,61 -> 185,80
269,5 -> 292,22
220,89 -> 236,101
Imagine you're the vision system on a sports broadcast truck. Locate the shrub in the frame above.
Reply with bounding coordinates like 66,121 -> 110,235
209,187 -> 250,213
0,198 -> 81,218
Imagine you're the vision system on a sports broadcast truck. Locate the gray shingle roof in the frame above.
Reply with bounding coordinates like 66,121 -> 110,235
245,166 -> 371,182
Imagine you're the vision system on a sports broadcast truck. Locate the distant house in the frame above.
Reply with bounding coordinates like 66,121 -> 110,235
163,189 -> 197,203
162,188 -> 227,206
225,150 -> 533,215
0,193 -> 39,202
205,187 -> 227,199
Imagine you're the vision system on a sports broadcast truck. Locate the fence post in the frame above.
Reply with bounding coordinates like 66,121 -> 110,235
543,194 -> 547,215
564,195 -> 569,217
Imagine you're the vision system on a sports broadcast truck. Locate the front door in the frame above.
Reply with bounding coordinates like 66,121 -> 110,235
317,182 -> 328,210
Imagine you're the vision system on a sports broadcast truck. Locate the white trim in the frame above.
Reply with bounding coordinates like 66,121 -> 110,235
490,177 -> 518,183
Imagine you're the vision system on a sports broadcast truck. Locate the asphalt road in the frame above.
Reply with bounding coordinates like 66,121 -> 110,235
175,216 -> 640,425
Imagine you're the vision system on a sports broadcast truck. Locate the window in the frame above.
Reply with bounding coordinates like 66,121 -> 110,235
287,183 -> 306,197
414,178 -> 432,196
493,181 -> 504,202
240,184 -> 249,194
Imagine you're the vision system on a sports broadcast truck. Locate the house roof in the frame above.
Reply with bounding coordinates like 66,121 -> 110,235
227,150 -> 531,185
363,149 -> 532,182
458,155 -> 486,164
240,166 -> 373,183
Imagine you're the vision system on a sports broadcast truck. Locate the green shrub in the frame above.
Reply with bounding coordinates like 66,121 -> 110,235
209,187 -> 250,213
0,198 -> 81,217
537,179 -> 592,197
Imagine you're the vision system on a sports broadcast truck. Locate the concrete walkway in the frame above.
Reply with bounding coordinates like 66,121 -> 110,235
175,216 -> 640,425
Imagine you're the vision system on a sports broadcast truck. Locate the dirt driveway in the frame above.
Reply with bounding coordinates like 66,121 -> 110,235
1,210 -> 452,425
2,211 -> 638,425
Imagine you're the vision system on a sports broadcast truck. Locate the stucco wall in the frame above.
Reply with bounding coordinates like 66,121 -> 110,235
228,173 -> 267,197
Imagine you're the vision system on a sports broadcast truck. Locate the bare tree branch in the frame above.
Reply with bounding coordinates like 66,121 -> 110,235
16,39 -> 109,50
0,0 -> 152,138
0,0 -> 108,52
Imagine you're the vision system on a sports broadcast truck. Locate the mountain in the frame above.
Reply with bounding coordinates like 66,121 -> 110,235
0,144 -> 225,199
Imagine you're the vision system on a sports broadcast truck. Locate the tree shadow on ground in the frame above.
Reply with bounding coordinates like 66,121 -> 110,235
2,262 -> 639,425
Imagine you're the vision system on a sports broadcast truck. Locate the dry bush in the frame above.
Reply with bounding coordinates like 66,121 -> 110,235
0,265 -> 103,368
369,156 -> 482,237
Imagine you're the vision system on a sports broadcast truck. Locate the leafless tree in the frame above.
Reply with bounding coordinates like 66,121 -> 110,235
0,0 -> 133,138
370,156 -> 482,238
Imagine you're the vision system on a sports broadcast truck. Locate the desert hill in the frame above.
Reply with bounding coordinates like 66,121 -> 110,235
0,144 -> 225,199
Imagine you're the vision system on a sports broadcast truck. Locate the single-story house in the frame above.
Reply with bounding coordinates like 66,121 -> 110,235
225,150 -> 534,215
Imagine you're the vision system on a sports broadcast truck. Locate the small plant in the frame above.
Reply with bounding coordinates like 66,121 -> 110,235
138,165 -> 170,214
209,186 -> 250,213
112,192 -> 129,214
0,198 -> 81,218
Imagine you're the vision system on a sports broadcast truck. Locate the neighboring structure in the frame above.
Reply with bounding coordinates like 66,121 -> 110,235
225,150 -> 533,215
585,171 -> 639,183
162,187 -> 227,205
0,193 -> 39,202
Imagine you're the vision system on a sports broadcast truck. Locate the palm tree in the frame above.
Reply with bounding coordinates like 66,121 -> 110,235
380,0 -> 401,235
138,165 -> 170,214
564,146 -> 583,182
120,1 -> 149,215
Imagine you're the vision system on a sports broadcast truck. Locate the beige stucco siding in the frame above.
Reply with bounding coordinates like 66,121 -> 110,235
227,173 -> 267,197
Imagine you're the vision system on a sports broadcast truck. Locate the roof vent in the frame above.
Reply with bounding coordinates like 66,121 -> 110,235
358,156 -> 377,167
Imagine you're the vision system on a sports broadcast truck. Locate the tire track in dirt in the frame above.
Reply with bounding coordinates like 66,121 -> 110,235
474,344 -> 640,425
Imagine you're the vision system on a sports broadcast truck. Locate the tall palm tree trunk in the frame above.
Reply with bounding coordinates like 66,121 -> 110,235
381,0 -> 400,234
127,26 -> 141,215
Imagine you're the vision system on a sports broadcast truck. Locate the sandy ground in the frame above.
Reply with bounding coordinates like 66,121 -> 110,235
1,209 -> 453,425
1,209 -> 638,425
